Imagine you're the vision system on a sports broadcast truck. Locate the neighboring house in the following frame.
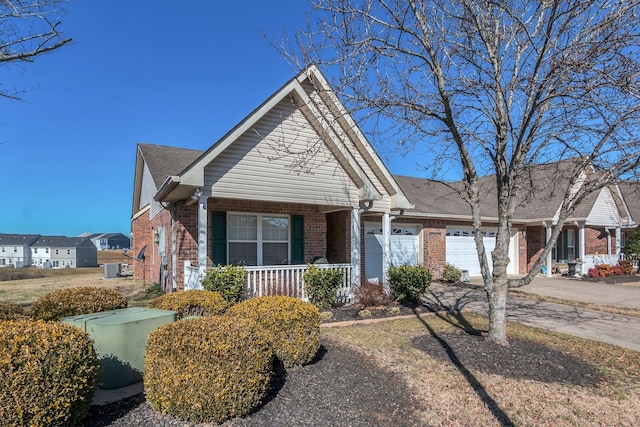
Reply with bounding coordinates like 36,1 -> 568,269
130,66 -> 638,292
82,233 -> 131,250
0,234 -> 40,268
395,160 -> 634,277
131,65 -> 412,291
31,236 -> 98,268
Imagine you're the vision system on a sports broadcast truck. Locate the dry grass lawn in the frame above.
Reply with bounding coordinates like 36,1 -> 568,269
323,314 -> 640,427
0,267 -> 157,309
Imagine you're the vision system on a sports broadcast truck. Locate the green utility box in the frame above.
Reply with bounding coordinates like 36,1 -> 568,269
62,307 -> 176,390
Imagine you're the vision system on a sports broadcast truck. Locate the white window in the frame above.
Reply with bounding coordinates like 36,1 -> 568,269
67,249 -> 71,255
1,247 -> 4,253
55,249 -> 59,255
0,259 -> 4,266
227,213 -> 289,266
33,248 -> 38,254
566,229 -> 576,261
46,248 -> 49,254
621,232 -> 626,248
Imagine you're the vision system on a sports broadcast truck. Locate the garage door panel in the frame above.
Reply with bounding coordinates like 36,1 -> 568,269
446,229 -> 496,277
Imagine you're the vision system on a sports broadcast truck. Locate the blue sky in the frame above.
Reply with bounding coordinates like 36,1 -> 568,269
0,1 -> 422,237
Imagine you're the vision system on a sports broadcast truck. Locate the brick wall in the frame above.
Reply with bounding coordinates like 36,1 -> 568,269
585,227 -> 616,255
326,210 -> 350,263
526,225 -> 545,271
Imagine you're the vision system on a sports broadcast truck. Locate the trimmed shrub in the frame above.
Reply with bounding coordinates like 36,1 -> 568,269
0,303 -> 28,321
441,264 -> 462,283
611,265 -> 624,276
354,281 -> 388,308
618,260 -> 634,274
303,265 -> 343,308
0,320 -> 100,426
388,264 -> 432,304
201,265 -> 247,304
30,287 -> 128,321
227,296 -> 321,368
145,316 -> 273,424
151,290 -> 228,319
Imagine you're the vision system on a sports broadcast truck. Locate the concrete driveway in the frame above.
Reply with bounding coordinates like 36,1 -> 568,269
426,276 -> 640,352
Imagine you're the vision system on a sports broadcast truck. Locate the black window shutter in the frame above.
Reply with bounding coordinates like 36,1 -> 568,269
211,211 -> 226,266
291,215 -> 304,264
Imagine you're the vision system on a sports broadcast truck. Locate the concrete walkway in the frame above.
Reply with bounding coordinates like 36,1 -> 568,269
426,276 -> 640,352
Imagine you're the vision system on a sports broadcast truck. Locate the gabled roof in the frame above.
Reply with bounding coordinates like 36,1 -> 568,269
149,65 -> 412,211
132,143 -> 203,214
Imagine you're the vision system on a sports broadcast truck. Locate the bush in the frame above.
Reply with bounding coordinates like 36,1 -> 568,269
595,264 -> 613,278
30,287 -> 128,321
227,296 -> 321,368
611,265 -> 624,276
201,265 -> 247,305
441,264 -> 462,283
0,320 -> 100,426
303,265 -> 344,308
618,260 -> 634,274
388,264 -> 432,304
354,281 -> 388,308
588,267 -> 601,278
145,316 -> 273,424
0,303 -> 28,321
151,290 -> 228,319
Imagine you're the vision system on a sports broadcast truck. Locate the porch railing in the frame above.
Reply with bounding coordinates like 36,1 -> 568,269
244,263 -> 353,302
582,253 -> 624,272
183,262 -> 354,302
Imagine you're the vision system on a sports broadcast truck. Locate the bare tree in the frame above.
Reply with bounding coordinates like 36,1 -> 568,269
280,0 -> 640,345
1,0 -> 71,100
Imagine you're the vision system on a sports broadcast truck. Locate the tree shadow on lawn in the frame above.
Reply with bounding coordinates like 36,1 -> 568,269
411,307 -> 601,427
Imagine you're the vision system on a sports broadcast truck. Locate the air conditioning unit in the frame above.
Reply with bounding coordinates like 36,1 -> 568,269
104,263 -> 120,279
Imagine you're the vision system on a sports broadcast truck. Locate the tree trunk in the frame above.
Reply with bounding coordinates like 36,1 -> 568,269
487,275 -> 509,345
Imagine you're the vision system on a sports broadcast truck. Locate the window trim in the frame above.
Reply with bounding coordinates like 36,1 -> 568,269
226,212 -> 291,266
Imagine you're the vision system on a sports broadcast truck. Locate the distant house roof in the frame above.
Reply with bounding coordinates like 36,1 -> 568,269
0,234 -> 41,246
33,236 -> 93,248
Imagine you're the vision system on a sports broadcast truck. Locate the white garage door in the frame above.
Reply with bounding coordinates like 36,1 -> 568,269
446,228 -> 517,276
365,223 -> 421,283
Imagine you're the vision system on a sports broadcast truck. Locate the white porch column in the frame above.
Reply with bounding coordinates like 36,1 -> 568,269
545,224 -> 553,278
615,227 -> 621,257
351,208 -> 361,286
197,191 -> 209,284
382,212 -> 391,293
606,228 -> 612,255
579,222 -> 586,275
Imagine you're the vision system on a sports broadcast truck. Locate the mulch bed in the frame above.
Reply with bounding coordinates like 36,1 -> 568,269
412,331 -> 601,387
580,273 -> 640,284
322,300 -> 442,324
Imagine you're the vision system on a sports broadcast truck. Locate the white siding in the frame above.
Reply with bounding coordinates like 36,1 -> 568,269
586,188 -> 621,227
139,163 -> 158,211
204,98 -> 360,207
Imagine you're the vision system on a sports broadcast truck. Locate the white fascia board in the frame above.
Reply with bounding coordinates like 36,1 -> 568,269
304,65 -> 413,210
154,175 -> 180,202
